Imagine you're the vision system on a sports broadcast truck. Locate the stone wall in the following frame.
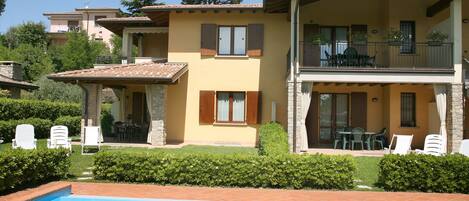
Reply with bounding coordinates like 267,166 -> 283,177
447,83 -> 464,152
146,84 -> 167,146
287,80 -> 302,153
0,62 -> 23,81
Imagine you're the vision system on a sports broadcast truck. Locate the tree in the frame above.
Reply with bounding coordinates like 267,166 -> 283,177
121,0 -> 163,16
3,22 -> 48,49
57,31 -> 109,72
12,44 -> 54,81
24,76 -> 82,103
181,0 -> 242,4
0,0 -> 5,16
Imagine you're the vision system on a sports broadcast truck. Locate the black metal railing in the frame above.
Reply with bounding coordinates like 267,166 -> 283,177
300,41 -> 453,69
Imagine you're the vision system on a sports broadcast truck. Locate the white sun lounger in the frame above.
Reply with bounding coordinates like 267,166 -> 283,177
47,126 -> 72,151
12,124 -> 37,149
81,126 -> 101,155
415,134 -> 444,156
388,134 -> 413,155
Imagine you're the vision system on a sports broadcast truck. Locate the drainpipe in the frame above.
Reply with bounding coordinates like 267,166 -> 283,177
78,82 -> 89,127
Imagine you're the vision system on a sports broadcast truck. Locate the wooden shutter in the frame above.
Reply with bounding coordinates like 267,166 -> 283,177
199,91 -> 215,124
351,24 -> 368,55
201,24 -> 217,56
303,24 -> 320,66
247,24 -> 264,57
351,92 -> 367,129
246,91 -> 262,125
306,91 -> 319,147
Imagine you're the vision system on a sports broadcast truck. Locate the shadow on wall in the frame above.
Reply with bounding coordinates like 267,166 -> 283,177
166,72 -> 189,144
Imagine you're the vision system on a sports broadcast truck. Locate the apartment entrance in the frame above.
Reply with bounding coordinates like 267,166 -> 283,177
318,93 -> 349,145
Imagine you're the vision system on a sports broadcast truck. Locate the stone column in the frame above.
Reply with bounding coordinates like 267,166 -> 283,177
147,85 -> 167,146
121,30 -> 133,64
447,83 -> 464,152
287,80 -> 302,153
80,83 -> 102,143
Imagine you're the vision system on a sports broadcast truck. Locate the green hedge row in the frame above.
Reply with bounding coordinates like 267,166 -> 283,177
378,154 -> 469,193
0,149 -> 70,192
0,98 -> 80,121
258,122 -> 289,156
94,152 -> 356,190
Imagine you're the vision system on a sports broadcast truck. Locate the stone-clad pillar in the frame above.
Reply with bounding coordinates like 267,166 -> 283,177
287,80 -> 302,153
80,83 -> 102,143
146,85 -> 167,146
447,83 -> 464,152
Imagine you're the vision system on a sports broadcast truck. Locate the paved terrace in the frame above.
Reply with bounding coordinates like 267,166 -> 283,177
2,182 -> 469,201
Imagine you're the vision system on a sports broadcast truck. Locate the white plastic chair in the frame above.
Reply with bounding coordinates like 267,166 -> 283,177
459,140 -> 469,157
388,134 -> 413,155
12,124 -> 37,150
81,126 -> 101,155
47,126 -> 72,151
415,134 -> 444,156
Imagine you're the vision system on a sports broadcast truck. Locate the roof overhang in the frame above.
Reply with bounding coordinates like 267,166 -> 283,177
427,0 -> 453,17
97,17 -> 158,36
47,62 -> 188,85
0,76 -> 38,90
263,0 -> 320,13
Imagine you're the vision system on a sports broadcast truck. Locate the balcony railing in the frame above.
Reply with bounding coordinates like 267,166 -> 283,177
300,42 -> 453,69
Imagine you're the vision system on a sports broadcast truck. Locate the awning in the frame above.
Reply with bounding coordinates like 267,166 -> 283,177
0,75 -> 38,90
47,62 -> 188,85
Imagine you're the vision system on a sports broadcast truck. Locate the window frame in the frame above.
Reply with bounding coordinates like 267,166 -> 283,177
217,25 -> 248,56
400,21 -> 416,54
216,91 -> 246,123
400,92 -> 416,128
94,15 -> 107,27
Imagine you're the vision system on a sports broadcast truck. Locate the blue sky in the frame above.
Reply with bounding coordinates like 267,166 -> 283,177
0,0 -> 262,33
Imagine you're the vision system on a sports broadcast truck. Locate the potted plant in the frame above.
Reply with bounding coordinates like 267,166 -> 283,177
352,32 -> 368,45
386,29 -> 406,46
427,30 -> 448,46
310,34 -> 330,45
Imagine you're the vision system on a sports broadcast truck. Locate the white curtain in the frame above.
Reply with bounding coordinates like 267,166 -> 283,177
232,93 -> 245,122
434,84 -> 447,153
217,93 -> 230,121
145,85 -> 153,144
300,82 -> 313,151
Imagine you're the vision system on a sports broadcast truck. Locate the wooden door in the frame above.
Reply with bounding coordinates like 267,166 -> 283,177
132,92 -> 145,125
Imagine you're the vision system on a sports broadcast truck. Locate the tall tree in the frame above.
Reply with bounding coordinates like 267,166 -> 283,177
12,44 -> 54,81
0,0 -> 5,16
4,22 -> 48,49
181,0 -> 242,4
121,0 -> 164,16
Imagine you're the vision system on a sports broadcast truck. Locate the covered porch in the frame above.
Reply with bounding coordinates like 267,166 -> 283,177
48,61 -> 188,146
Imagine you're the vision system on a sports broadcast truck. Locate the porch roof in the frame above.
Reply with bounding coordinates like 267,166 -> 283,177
0,75 -> 38,90
96,17 -> 158,36
47,62 -> 188,85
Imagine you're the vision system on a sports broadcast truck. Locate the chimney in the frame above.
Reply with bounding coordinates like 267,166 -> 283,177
0,61 -> 23,81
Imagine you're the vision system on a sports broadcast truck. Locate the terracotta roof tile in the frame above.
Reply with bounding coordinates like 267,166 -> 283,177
97,16 -> 153,23
48,62 -> 188,84
0,75 -> 38,90
142,3 -> 263,10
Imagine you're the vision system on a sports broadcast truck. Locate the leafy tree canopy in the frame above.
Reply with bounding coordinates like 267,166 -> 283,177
181,0 -> 242,4
0,44 -> 54,81
0,0 -> 5,16
121,0 -> 164,16
3,22 -> 48,49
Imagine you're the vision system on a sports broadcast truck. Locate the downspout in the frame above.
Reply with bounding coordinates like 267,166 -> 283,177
78,82 -> 89,127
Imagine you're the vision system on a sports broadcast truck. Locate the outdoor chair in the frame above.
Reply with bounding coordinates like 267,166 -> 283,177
325,51 -> 337,66
388,134 -> 413,155
12,124 -> 37,149
415,134 -> 444,156
351,127 -> 365,150
371,128 -> 387,150
81,126 -> 101,155
334,127 -> 347,149
459,139 -> 469,157
47,126 -> 72,151
343,47 -> 359,66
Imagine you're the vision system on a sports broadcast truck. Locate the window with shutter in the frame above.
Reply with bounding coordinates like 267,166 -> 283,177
217,26 -> 247,56
216,92 -> 246,123
201,24 -> 217,56
199,91 -> 215,124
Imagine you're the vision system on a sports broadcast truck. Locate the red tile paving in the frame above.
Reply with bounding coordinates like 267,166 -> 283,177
2,182 -> 469,201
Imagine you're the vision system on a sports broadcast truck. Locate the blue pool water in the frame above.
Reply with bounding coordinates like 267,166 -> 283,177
33,187 -> 194,201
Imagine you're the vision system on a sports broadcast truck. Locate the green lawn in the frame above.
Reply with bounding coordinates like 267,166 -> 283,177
0,140 -> 382,190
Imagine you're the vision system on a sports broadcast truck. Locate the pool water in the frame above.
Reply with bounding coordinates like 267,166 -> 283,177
33,187 -> 194,201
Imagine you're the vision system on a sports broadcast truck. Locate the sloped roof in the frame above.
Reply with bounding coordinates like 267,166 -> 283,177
0,75 -> 38,90
97,17 -> 156,35
142,3 -> 263,11
47,62 -> 188,85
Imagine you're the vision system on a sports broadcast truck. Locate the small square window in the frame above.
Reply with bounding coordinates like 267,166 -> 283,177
218,26 -> 247,56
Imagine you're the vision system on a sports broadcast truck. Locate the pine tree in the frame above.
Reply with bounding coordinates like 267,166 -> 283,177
121,0 -> 164,16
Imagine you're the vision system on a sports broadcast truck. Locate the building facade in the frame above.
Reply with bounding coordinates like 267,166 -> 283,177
49,0 -> 468,153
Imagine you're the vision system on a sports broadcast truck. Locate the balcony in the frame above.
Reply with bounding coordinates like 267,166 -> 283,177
300,42 -> 453,71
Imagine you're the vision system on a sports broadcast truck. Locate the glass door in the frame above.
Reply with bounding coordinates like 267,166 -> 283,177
319,94 -> 349,145
320,27 -> 349,67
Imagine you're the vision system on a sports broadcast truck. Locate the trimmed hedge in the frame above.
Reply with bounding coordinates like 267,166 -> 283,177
0,98 -> 80,121
94,152 -> 356,190
0,149 -> 70,192
258,123 -> 289,156
0,118 -> 53,142
378,154 -> 469,193
54,116 -> 81,136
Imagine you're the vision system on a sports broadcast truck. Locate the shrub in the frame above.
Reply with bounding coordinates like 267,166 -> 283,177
94,152 -> 355,190
101,104 -> 114,136
378,154 -> 469,193
0,118 -> 53,142
0,98 -> 80,121
0,149 -> 70,192
25,76 -> 82,103
258,122 -> 289,156
54,116 -> 81,136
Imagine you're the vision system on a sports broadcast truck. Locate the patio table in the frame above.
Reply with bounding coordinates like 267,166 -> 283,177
337,131 -> 376,150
